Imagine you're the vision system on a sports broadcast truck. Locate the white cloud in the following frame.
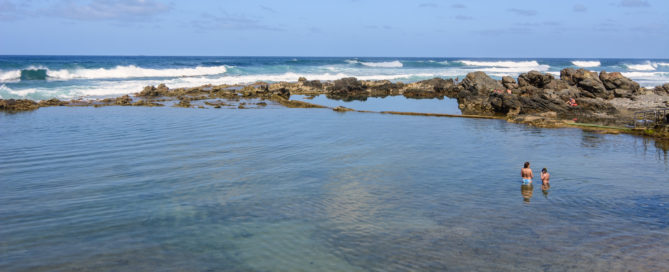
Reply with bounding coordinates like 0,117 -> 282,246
50,0 -> 171,21
619,0 -> 650,7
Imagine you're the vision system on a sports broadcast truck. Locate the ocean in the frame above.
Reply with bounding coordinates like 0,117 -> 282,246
2,56 -> 669,271
1,56 -> 669,100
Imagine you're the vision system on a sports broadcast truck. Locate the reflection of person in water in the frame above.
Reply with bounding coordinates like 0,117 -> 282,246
521,184 -> 533,203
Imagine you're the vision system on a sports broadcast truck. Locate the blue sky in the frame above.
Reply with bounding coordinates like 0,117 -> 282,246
0,0 -> 667,57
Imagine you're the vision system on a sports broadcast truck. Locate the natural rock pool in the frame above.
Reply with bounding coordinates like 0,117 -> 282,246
1,104 -> 668,271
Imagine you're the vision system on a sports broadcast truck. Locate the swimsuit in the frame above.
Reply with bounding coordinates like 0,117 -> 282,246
522,178 -> 532,185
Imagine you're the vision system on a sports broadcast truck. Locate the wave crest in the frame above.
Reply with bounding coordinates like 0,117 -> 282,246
346,60 -> 404,68
48,65 -> 229,80
572,61 -> 601,67
0,65 -> 229,83
625,61 -> 656,71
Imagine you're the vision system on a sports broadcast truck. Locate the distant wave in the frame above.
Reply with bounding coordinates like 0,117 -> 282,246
571,60 -> 601,67
0,65 -> 229,82
455,60 -> 550,73
625,61 -> 656,71
457,60 -> 545,68
347,60 -> 404,68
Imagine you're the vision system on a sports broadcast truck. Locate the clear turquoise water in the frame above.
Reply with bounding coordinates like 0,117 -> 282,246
1,103 -> 668,271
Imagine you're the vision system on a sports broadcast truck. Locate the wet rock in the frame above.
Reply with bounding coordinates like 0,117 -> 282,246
38,98 -> 66,107
599,71 -> 639,93
560,68 -> 610,99
333,106 -> 354,112
176,99 -> 191,108
272,87 -> 290,99
256,102 -> 268,107
613,88 -> 632,98
328,77 -> 368,101
0,99 -> 39,111
502,76 -> 519,89
132,100 -> 163,107
138,83 -> 169,97
489,93 -> 522,116
460,71 -> 504,95
299,78 -> 323,89
115,95 -> 133,106
654,83 -> 669,95
518,70 -> 553,89
457,72 -> 504,114
365,80 -> 399,97
277,100 -> 327,108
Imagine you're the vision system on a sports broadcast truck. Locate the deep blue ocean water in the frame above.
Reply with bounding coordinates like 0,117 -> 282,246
1,56 -> 668,100
1,102 -> 668,271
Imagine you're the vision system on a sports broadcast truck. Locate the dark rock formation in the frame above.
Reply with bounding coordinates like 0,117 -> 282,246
0,99 -> 39,111
38,98 -> 67,107
502,76 -> 519,89
328,77 -> 368,101
599,71 -> 640,96
457,72 -> 505,115
518,70 -> 553,89
560,68 -> 610,99
115,95 -> 133,106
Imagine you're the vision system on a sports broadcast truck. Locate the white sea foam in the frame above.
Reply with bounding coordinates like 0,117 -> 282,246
656,62 -> 669,67
46,65 -> 229,80
457,60 -> 546,68
571,60 -> 601,67
0,84 -> 39,97
346,60 -> 404,68
626,61 -> 656,71
0,70 -> 22,82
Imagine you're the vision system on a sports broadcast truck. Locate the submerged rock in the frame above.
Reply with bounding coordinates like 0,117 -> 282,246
333,106 -> 354,112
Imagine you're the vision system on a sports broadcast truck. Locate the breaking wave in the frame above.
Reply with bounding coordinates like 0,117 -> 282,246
346,60 -> 404,68
456,60 -> 550,72
572,61 -> 601,67
0,65 -> 229,82
625,61 -> 656,71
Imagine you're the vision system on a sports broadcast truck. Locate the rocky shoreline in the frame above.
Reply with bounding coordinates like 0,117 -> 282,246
2,69 -> 669,139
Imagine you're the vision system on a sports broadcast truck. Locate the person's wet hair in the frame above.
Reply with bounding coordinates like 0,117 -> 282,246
542,168 -> 547,173
524,162 -> 530,168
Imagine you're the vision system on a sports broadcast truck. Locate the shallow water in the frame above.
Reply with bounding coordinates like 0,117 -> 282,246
291,95 -> 462,115
1,104 -> 668,271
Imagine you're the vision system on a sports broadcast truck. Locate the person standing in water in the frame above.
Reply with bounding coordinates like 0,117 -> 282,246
541,168 -> 550,185
541,168 -> 551,196
521,162 -> 533,185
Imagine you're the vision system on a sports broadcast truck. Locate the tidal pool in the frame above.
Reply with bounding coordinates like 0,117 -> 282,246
1,103 -> 667,271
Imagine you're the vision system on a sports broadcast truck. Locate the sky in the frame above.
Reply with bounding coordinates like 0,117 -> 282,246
0,0 -> 667,58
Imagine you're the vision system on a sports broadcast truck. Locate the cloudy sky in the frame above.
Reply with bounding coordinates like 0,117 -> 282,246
0,0 -> 667,57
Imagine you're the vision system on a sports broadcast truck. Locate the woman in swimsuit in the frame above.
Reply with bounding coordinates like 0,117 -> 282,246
521,161 -> 533,185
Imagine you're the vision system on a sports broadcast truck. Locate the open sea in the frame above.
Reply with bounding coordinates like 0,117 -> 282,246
1,56 -> 669,100
1,56 -> 669,271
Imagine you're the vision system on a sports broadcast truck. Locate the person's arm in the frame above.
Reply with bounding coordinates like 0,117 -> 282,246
530,170 -> 534,179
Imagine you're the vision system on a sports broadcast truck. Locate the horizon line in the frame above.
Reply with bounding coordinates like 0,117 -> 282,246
1,54 -> 669,60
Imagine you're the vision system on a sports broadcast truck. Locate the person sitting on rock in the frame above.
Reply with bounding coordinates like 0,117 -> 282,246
567,98 -> 578,107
